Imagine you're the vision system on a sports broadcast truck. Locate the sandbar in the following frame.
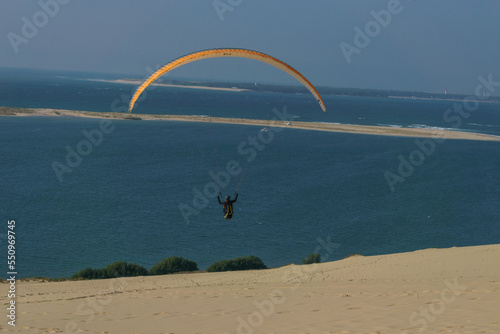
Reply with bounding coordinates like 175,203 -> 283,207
2,106 -> 500,141
89,78 -> 251,92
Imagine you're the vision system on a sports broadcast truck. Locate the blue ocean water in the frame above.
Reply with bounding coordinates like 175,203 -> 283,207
1,69 -> 499,278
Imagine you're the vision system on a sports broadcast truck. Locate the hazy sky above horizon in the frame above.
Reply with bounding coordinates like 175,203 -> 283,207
1,0 -> 499,95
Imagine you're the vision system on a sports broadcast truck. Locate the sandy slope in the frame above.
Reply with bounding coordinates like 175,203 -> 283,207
1,244 -> 499,333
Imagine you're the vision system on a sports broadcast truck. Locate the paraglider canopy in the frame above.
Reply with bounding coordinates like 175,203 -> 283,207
128,48 -> 327,113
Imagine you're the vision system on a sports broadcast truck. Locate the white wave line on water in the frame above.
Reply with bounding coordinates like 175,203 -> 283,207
407,124 -> 446,130
317,121 -> 342,125
405,124 -> 477,132
377,123 -> 403,128
467,123 -> 499,128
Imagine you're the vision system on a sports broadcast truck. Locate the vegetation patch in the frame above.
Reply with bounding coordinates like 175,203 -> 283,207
207,256 -> 267,272
149,256 -> 198,275
71,261 -> 148,280
302,253 -> 321,265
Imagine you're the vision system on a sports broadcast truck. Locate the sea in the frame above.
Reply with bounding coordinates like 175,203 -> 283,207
1,68 -> 499,279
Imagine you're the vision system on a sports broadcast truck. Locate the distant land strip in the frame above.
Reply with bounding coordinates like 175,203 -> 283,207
92,78 -> 500,103
1,106 -> 499,141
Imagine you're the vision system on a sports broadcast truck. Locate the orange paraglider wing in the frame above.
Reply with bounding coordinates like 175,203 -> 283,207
128,48 -> 326,112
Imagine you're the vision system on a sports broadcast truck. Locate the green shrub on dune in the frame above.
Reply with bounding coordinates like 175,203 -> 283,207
70,255 -> 267,280
104,261 -> 149,278
71,267 -> 106,280
71,261 -> 148,280
149,256 -> 198,275
207,255 -> 267,272
302,253 -> 321,265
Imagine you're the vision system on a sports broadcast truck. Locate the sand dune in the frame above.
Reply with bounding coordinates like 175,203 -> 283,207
1,244 -> 499,333
2,106 -> 500,141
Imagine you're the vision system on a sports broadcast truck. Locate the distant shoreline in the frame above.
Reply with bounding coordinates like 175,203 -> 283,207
388,95 -> 500,104
92,77 -> 500,103
2,106 -> 500,141
88,78 -> 252,92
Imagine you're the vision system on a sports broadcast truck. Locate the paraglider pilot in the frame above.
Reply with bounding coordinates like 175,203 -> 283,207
218,192 -> 238,220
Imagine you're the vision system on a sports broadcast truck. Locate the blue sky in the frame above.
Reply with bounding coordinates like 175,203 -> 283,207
1,0 -> 499,94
